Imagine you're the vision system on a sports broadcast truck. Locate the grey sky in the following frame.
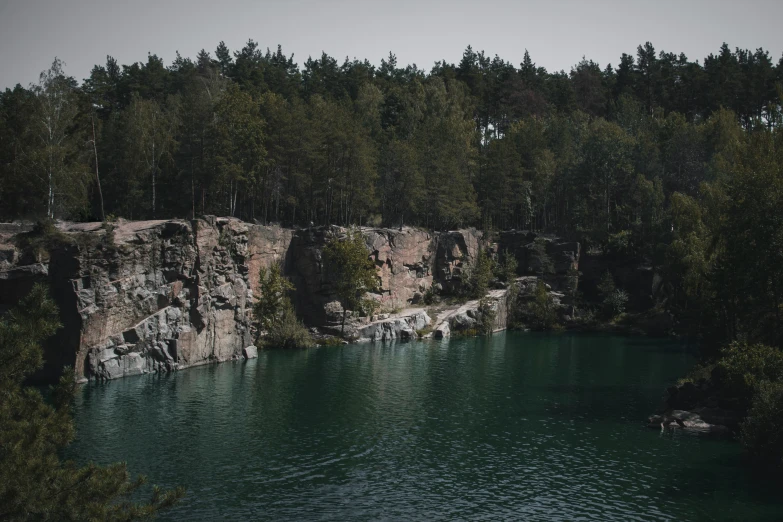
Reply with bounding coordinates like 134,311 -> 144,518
1,0 -> 782,89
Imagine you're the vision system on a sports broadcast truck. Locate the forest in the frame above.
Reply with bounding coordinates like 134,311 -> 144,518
1,40 -> 783,352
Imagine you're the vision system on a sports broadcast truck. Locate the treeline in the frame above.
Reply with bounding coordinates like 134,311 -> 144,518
0,42 -> 781,231
1,41 -> 783,349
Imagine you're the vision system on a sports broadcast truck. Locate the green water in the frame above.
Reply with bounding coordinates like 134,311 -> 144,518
70,332 -> 783,521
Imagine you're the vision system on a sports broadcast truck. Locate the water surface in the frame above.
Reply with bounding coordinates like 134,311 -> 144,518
70,332 -> 783,520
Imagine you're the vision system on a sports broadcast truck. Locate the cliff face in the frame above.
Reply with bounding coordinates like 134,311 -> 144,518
0,219 -> 485,382
65,218 -> 294,382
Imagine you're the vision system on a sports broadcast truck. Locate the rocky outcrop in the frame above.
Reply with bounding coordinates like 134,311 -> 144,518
0,220 -> 488,382
647,377 -> 745,435
354,309 -> 431,342
68,218 -> 294,382
647,410 -> 733,435
432,289 -> 512,338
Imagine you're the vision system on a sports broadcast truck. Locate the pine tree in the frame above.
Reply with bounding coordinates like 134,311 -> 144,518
0,285 -> 184,520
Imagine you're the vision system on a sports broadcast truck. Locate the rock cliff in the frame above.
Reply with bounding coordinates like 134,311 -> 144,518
0,219 -> 486,382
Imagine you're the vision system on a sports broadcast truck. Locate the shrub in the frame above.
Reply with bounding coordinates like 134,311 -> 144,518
14,219 -> 74,262
254,263 -> 294,332
740,380 -> 783,464
463,249 -> 495,299
597,270 -> 616,297
423,285 -> 438,305
607,229 -> 633,256
605,289 -> 629,317
530,238 -> 554,275
253,262 -> 314,349
716,342 -> 783,402
263,306 -> 315,349
527,280 -> 559,330
324,228 -> 379,334
597,271 -> 627,318
495,250 -> 518,283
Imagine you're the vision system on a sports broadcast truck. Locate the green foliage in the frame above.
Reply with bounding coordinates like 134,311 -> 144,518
463,249 -> 495,299
530,238 -> 554,275
0,42 -> 782,358
263,306 -> 315,349
527,280 -> 559,330
597,270 -> 616,297
740,381 -> 783,464
0,285 -> 184,520
324,228 -> 379,333
13,219 -> 74,263
597,271 -> 627,318
496,250 -> 518,283
605,289 -> 629,318
716,343 -> 783,402
422,285 -> 438,305
253,263 -> 294,332
253,263 -> 313,349
565,265 -> 580,298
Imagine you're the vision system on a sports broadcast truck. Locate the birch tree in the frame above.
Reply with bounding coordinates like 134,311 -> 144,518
29,59 -> 83,218
125,93 -> 179,218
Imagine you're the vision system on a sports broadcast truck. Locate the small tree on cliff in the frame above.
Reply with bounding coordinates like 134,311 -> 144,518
254,263 -> 294,332
324,228 -> 379,335
0,284 -> 184,520
463,249 -> 495,299
253,263 -> 313,349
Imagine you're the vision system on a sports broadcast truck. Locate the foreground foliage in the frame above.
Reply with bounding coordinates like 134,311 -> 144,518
0,285 -> 184,520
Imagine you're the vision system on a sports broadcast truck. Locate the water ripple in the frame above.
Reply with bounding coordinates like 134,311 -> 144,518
67,333 -> 783,521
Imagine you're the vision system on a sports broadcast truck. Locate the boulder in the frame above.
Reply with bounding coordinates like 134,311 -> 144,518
243,345 -> 258,359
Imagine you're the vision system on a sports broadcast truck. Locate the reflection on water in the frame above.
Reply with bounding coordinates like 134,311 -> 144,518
69,332 -> 783,521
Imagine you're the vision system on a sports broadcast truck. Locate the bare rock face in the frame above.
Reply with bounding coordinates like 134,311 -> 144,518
0,218 -> 295,382
0,220 -> 493,382
68,218 -> 294,381
434,229 -> 483,294
354,310 -> 431,342
287,226 -> 483,327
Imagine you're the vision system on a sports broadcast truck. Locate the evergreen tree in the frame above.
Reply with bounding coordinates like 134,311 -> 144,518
0,285 -> 184,520
323,229 -> 379,334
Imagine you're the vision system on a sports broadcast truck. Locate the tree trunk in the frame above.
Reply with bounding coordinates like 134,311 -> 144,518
91,114 -> 106,221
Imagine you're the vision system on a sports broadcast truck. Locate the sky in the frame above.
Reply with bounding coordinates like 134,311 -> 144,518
1,0 -> 782,89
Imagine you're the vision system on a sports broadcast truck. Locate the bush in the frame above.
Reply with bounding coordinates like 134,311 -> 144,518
495,250 -> 518,283
607,229 -> 633,256
740,380 -> 783,464
254,263 -> 294,332
463,249 -> 495,299
605,289 -> 629,317
324,228 -> 379,334
253,262 -> 314,349
527,280 -> 559,330
263,306 -> 315,349
716,342 -> 783,402
597,271 -> 627,318
530,238 -> 554,275
14,219 -> 74,262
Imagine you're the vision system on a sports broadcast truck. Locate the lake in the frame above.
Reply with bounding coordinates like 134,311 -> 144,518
69,332 -> 783,521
